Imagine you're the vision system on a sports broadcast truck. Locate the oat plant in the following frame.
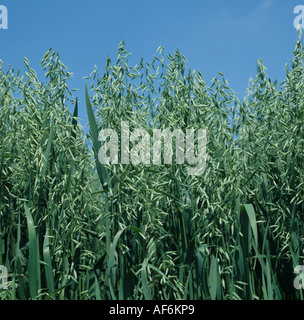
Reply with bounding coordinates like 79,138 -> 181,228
0,39 -> 304,300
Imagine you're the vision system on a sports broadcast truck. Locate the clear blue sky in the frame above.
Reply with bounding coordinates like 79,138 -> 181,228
0,0 -> 302,129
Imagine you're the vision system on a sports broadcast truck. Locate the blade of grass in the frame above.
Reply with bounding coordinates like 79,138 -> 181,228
141,258 -> 152,300
41,120 -> 54,178
71,97 -> 78,140
85,83 -> 109,190
208,255 -> 219,300
24,203 -> 41,299
43,228 -> 55,294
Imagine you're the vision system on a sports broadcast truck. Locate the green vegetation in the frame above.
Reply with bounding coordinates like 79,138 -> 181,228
0,39 -> 303,300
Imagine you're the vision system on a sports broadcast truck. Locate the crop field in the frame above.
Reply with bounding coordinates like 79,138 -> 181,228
0,38 -> 304,300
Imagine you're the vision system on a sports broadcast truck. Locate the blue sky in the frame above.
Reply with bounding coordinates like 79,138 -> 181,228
0,0 -> 302,129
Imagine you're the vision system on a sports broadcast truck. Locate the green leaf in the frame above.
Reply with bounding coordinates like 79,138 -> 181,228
43,228 -> 55,294
141,258 -> 152,300
85,83 -> 109,190
208,255 -> 220,300
104,227 -> 127,290
41,121 -> 55,178
240,204 -> 258,251
71,97 -> 78,139
24,204 -> 40,299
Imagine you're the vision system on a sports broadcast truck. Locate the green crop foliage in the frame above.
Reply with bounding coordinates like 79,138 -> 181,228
0,39 -> 304,300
